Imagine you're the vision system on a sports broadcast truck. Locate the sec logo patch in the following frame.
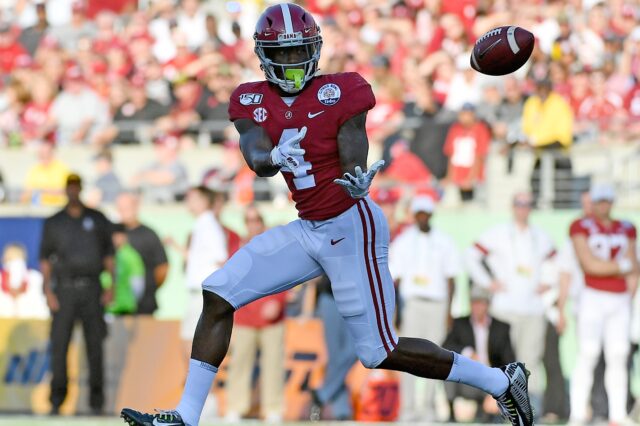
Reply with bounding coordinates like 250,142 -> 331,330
253,107 -> 268,122
317,83 -> 341,105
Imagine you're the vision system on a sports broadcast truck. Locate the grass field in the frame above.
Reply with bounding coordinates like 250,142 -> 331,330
0,418 -> 473,426
0,417 -> 364,426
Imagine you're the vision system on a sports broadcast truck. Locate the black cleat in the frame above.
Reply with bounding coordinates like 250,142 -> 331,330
495,362 -> 535,426
120,408 -> 186,426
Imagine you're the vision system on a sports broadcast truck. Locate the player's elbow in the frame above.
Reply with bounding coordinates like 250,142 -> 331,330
256,168 -> 279,178
251,163 -> 279,177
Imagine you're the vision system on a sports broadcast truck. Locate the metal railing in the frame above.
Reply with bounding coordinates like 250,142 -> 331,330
2,116 -> 640,209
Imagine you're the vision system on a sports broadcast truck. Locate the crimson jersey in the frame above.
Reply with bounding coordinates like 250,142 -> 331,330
569,216 -> 637,292
228,72 -> 376,220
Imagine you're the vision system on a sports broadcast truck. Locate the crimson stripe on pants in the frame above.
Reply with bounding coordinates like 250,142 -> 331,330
363,198 -> 397,349
356,200 -> 391,354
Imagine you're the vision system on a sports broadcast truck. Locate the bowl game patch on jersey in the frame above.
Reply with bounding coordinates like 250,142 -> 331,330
317,83 -> 341,105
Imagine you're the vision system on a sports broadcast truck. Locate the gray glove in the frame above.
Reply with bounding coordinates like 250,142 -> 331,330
334,160 -> 385,199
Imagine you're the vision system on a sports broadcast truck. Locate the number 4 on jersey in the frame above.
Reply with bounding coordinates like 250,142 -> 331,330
278,128 -> 316,190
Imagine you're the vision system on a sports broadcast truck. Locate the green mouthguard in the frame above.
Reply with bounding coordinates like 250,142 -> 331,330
285,68 -> 304,89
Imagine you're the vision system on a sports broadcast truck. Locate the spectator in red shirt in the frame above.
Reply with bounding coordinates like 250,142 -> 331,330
86,0 -> 136,20
624,65 -> 640,137
371,187 -> 408,242
20,75 -> 56,146
367,70 -> 405,146
443,102 -> 491,202
383,139 -> 432,187
92,11 -> 121,55
440,0 -> 478,35
569,68 -> 593,136
128,31 -> 155,72
577,70 -> 623,133
0,22 -> 30,76
226,205 -> 287,423
105,41 -> 132,80
426,13 -> 471,58
162,32 -> 198,82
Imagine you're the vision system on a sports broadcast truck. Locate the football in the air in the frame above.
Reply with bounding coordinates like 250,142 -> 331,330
470,26 -> 535,76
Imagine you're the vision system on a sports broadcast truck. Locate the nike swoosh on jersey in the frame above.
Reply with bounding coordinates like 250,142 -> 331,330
330,237 -> 345,245
308,111 -> 325,118
478,39 -> 502,60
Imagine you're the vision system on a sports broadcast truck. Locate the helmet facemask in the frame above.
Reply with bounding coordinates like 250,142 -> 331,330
255,35 -> 322,93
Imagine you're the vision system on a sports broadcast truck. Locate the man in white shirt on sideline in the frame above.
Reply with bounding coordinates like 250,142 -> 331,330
390,195 -> 461,422
465,191 -> 557,412
164,185 -> 227,420
169,186 -> 228,356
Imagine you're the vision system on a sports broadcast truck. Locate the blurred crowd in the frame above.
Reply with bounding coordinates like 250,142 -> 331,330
2,0 -> 640,207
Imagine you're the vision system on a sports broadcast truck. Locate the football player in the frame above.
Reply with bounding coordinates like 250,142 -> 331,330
121,4 -> 533,425
562,183 -> 638,424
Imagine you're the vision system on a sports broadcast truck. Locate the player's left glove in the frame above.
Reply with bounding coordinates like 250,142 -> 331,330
334,160 -> 385,199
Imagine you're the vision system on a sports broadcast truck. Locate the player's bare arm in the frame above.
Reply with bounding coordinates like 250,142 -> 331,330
625,238 -> 639,295
235,118 -> 281,177
336,112 -> 369,173
334,112 -> 385,198
572,234 -> 630,276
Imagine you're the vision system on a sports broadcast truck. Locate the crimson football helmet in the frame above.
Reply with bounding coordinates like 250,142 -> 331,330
254,3 -> 322,93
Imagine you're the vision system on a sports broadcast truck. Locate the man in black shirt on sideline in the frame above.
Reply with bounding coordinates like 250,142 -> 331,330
40,173 -> 114,415
115,191 -> 168,314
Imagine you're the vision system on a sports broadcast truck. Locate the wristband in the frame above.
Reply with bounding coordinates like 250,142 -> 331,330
269,146 -> 281,167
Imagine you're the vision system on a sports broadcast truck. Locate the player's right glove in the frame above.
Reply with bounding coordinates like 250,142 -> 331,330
334,160 -> 385,199
270,126 -> 307,169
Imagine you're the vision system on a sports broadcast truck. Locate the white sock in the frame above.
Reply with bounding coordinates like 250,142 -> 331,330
445,352 -> 509,397
176,359 -> 218,426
